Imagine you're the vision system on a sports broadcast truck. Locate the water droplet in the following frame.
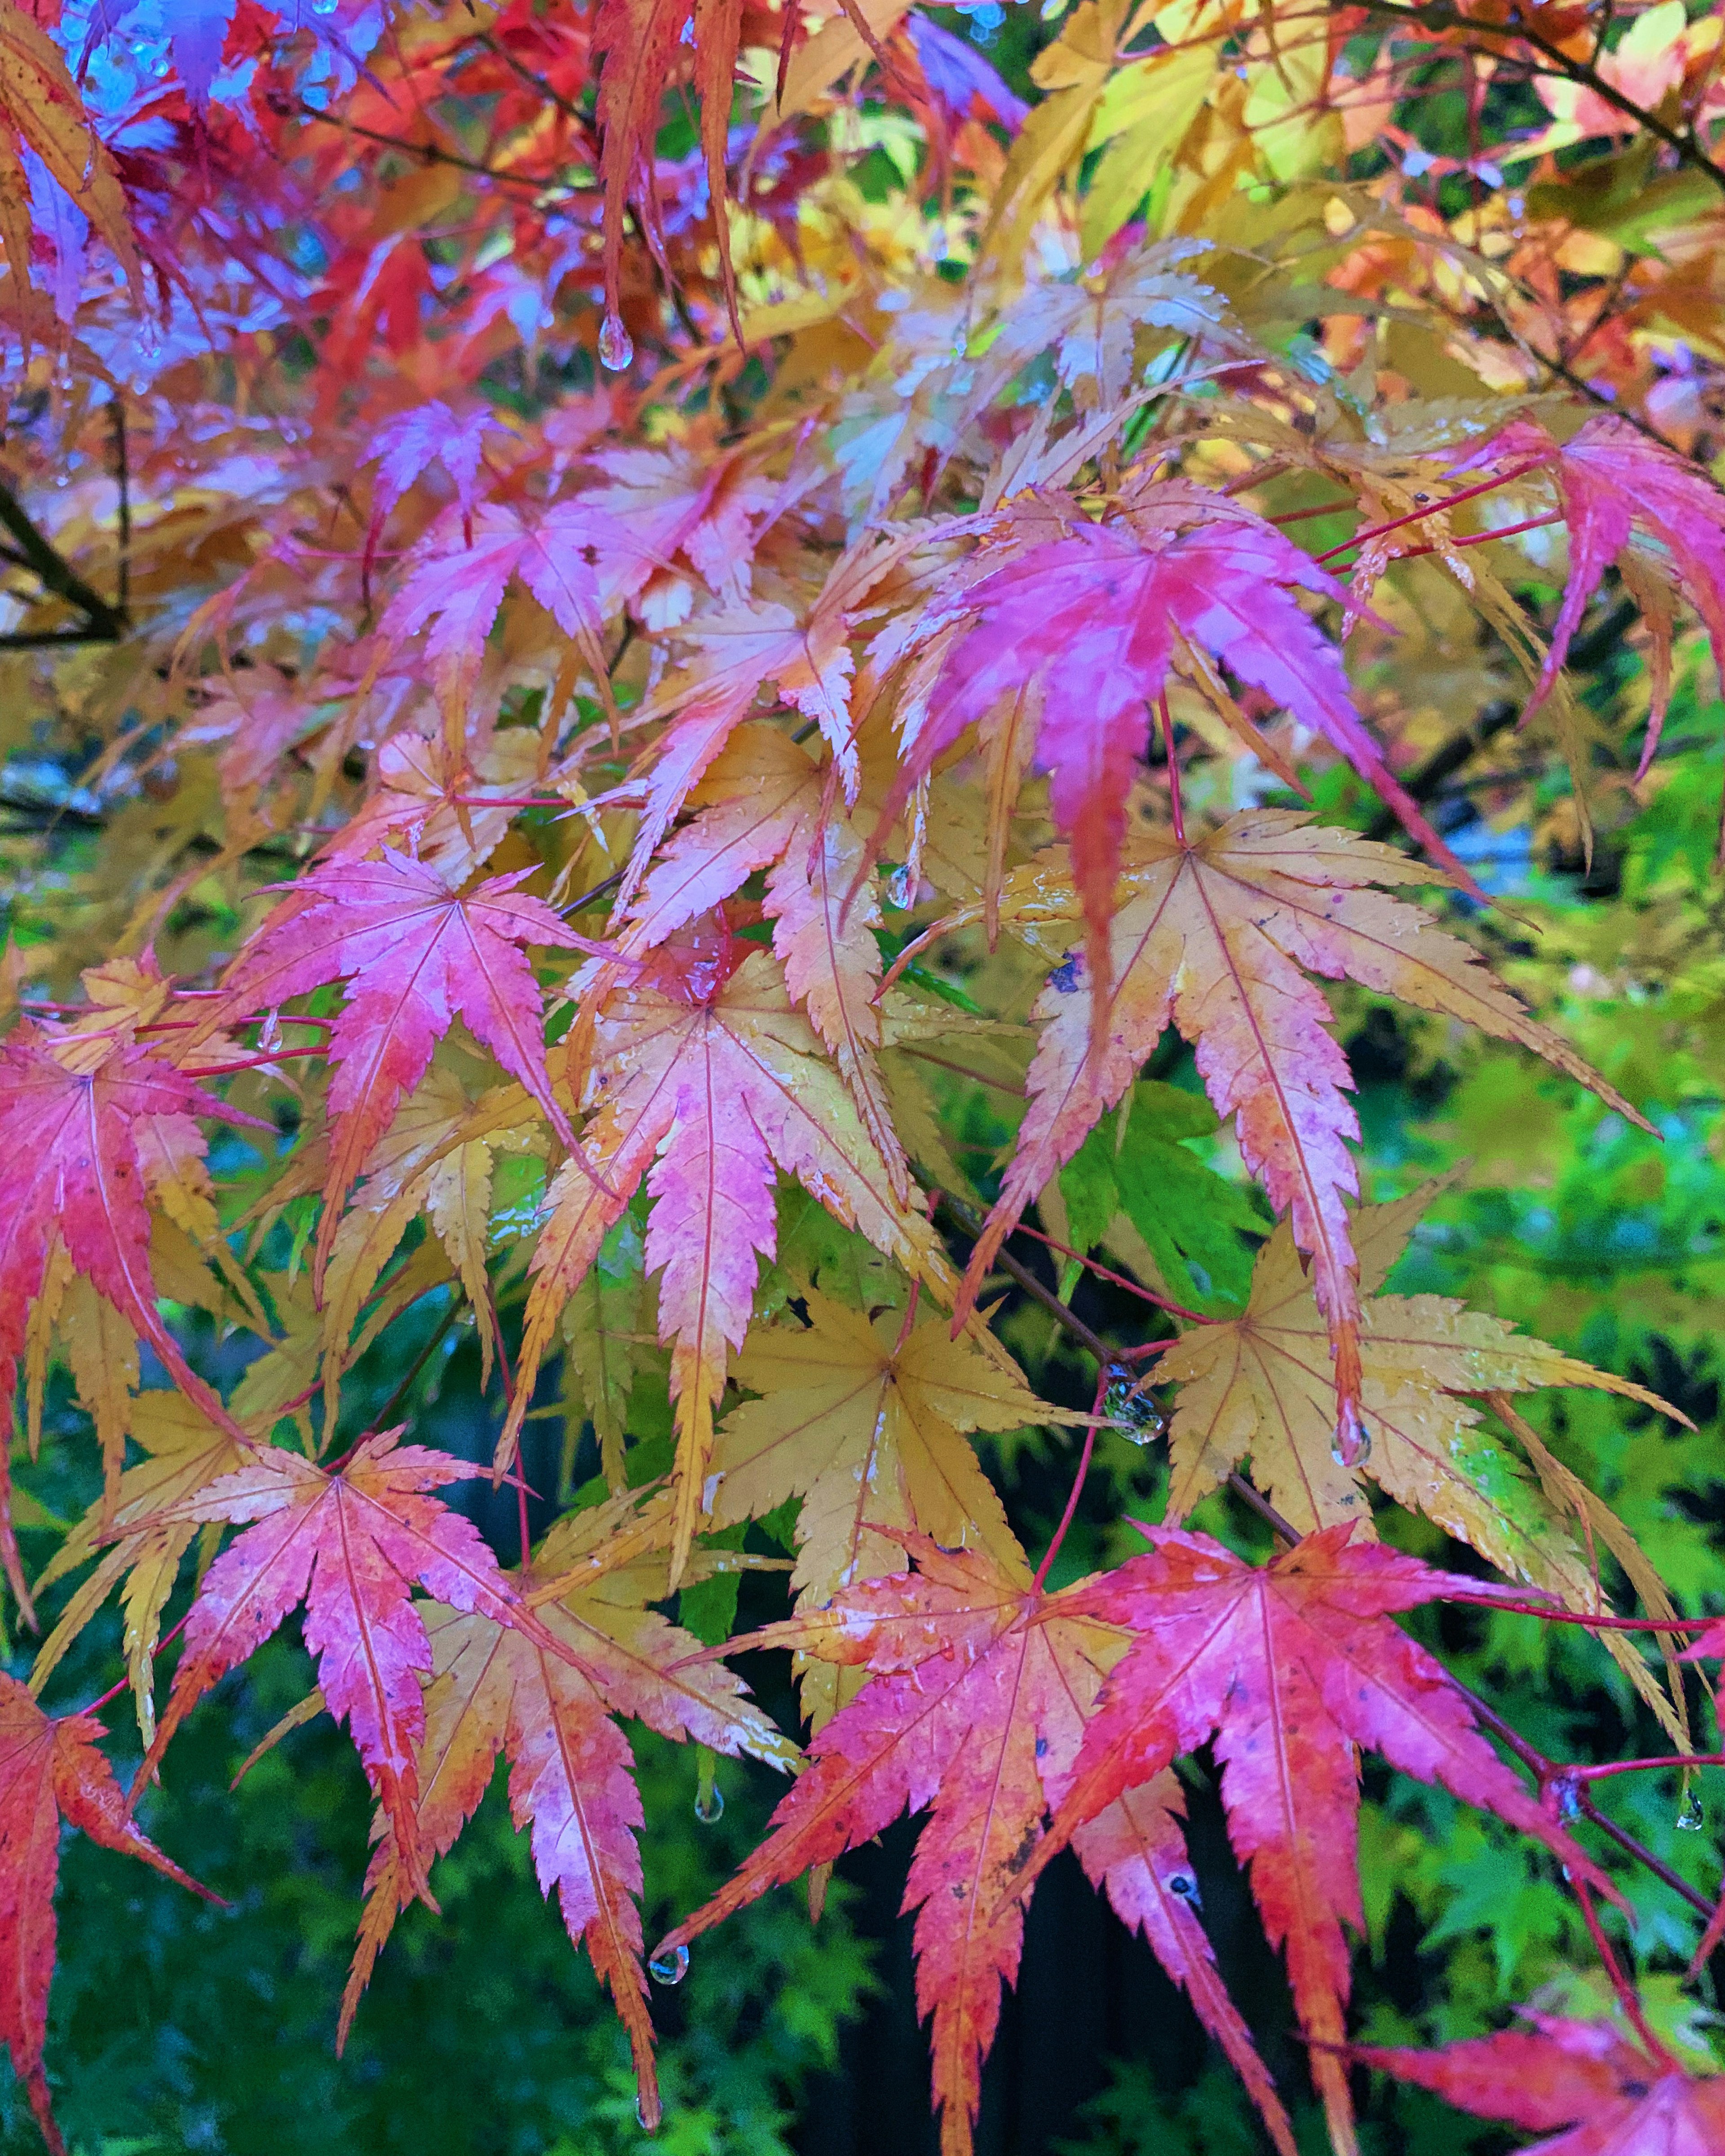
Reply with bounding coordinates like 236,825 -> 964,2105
887,864 -> 915,910
1167,1872 -> 1202,1909
311,0 -> 339,15
1331,1401 -> 1371,1467
1678,1790 -> 1705,1832
635,2095 -> 655,2132
597,314 -> 634,371
1105,1364 -> 1166,1445
694,1780 -> 724,1825
648,1944 -> 689,1986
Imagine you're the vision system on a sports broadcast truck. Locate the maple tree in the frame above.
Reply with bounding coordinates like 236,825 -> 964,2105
2,0 -> 1725,2148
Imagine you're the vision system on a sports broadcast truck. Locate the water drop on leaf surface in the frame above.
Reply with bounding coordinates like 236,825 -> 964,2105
694,1780 -> 723,1825
648,1944 -> 689,1985
597,314 -> 634,371
1678,1790 -> 1705,1832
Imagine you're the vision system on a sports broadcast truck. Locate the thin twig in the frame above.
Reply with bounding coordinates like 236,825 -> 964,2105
370,1296 -> 465,1434
112,399 -> 131,620
1347,0 -> 1725,197
931,1192 -> 1300,1546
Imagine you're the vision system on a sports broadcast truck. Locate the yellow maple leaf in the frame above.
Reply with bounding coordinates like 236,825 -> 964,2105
710,1292 -> 1080,1719
1152,1185 -> 1692,1739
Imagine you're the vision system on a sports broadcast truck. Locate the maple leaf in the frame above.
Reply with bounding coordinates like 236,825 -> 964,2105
1152,1186 -> 1692,1741
30,1392 -> 247,1743
1013,1525 -> 1615,2156
1457,415 -> 1725,771
316,1068 -> 544,1406
1157,1185 -> 1681,1538
0,1674 -> 213,2156
578,442 -> 783,621
651,1537 -> 1296,2156
938,813 -> 1640,1451
199,852 -> 588,1284
0,0 -> 141,309
383,499 -> 659,679
363,400 -> 501,537
318,727 -> 558,887
708,1290 -> 1078,1720
0,1025 -> 257,1609
616,530 -> 927,888
875,490 -> 1469,1019
340,1489 -> 797,2126
134,1430 -> 550,1902
1352,2013 -> 1725,2154
502,925 -> 954,1580
622,722 -> 907,1192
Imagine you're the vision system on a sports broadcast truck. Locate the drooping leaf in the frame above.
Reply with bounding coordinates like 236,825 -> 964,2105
503,922 -> 953,1581
0,0 -> 140,305
709,1291 -> 1073,1719
1353,2013 -> 1725,2154
652,1538 -> 1296,2156
1456,415 -> 1725,771
0,1674 -> 212,2156
875,492 -> 1471,1027
134,1429 -> 548,1900
340,1489 -> 797,2125
199,853 -> 586,1283
942,814 -> 1639,1450
1017,1526 -> 1615,2156
30,1391 -> 248,1742
0,1025 -> 257,1606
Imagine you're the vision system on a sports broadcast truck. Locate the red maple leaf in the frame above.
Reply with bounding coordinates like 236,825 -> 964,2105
0,1025 -> 256,1608
1457,415 -> 1725,772
339,1489 -> 799,2127
503,914 -> 950,1580
383,498 -> 661,677
875,488 -> 1466,1012
201,851 -> 591,1282
649,1537 -> 1296,2156
1352,2013 -> 1725,2153
133,1430 -> 549,1901
1013,1524 -> 1614,2156
0,1674 -> 215,2156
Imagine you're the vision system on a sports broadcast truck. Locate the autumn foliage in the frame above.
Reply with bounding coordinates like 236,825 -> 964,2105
3,0 -> 1725,2148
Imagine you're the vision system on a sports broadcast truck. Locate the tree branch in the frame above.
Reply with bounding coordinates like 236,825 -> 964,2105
1348,0 -> 1725,197
0,478 -> 128,645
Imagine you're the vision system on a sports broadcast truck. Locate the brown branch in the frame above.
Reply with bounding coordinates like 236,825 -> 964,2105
0,477 -> 128,645
1347,0 -> 1725,197
280,97 -> 569,193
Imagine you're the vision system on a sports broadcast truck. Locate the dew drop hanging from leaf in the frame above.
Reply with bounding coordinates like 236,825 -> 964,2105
598,314 -> 634,371
1331,1400 -> 1372,1467
649,1945 -> 690,1986
1678,1789 -> 1705,1832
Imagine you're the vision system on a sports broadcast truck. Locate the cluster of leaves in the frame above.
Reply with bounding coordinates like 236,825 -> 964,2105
2,0 -> 1725,2149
